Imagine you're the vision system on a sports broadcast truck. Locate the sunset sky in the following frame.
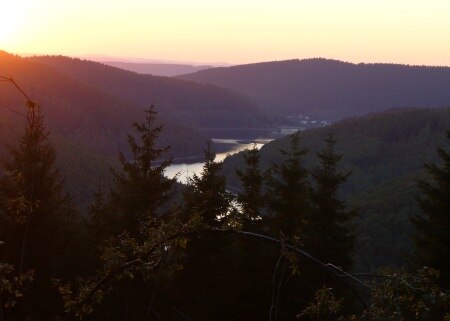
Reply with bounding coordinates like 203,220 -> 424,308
1,0 -> 450,66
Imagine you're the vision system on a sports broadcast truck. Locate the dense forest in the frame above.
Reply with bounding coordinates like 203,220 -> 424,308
178,59 -> 450,120
223,107 -> 450,271
0,74 -> 448,321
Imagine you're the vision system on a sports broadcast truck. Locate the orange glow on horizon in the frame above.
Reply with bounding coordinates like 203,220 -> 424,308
1,0 -> 450,66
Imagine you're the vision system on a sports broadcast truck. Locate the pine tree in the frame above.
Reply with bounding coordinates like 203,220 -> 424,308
108,106 -> 175,237
0,103 -> 76,320
183,143 -> 232,227
263,133 -> 312,320
234,145 -> 275,321
172,144 -> 234,321
0,103 -> 75,272
236,145 -> 264,229
85,106 -> 176,321
309,133 -> 355,270
413,130 -> 450,287
266,132 -> 310,241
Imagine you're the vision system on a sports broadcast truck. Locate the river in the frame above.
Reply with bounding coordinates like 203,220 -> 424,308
164,139 -> 270,183
164,120 -> 324,183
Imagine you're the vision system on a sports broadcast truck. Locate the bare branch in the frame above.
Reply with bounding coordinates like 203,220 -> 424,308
0,76 -> 35,105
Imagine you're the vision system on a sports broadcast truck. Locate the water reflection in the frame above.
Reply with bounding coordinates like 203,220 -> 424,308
165,140 -> 266,183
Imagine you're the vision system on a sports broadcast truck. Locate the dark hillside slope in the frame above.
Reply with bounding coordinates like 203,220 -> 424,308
222,107 -> 450,270
0,51 -> 207,207
0,51 -> 208,158
179,59 -> 450,120
29,55 -> 273,128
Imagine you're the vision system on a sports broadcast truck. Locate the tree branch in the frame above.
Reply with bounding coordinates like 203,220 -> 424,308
63,226 -> 374,320
0,76 -> 34,105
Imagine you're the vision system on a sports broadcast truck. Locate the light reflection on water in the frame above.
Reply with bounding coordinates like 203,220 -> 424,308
165,141 -> 266,183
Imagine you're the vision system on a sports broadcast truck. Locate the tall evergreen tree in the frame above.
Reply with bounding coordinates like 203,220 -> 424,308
85,106 -> 176,321
183,143 -> 232,227
172,144 -> 234,321
309,133 -> 355,270
0,103 -> 77,320
236,145 -> 264,229
108,105 -> 175,238
234,145 -> 276,321
264,132 -> 312,321
0,104 -> 75,271
266,132 -> 310,241
302,133 -> 357,315
413,130 -> 450,287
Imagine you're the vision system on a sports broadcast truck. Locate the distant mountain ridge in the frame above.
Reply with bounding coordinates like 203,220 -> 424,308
29,55 -> 273,129
178,58 -> 450,120
103,61 -> 213,76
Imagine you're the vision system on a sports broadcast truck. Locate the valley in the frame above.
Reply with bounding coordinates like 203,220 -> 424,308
1,49 -> 449,321
1,1 -> 450,320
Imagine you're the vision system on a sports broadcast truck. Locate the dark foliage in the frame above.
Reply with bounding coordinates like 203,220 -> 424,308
308,133 -> 355,270
235,144 -> 264,228
266,132 -> 310,241
413,131 -> 450,288
0,104 -> 78,320
223,107 -> 450,270
1,62 -> 449,321
108,106 -> 175,238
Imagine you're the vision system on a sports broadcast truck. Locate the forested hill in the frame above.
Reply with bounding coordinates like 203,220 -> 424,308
103,61 -> 213,76
222,107 -> 450,270
178,59 -> 450,120
0,51 -> 209,158
28,55 -> 273,128
0,51 -> 208,206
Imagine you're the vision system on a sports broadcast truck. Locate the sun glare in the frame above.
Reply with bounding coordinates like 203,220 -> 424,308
0,1 -> 25,45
